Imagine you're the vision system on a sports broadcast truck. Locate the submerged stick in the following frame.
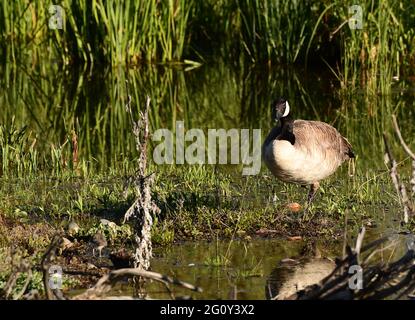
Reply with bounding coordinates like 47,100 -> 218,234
281,233 -> 415,300
73,268 -> 202,300
392,115 -> 415,161
383,133 -> 412,223
110,269 -> 202,292
41,234 -> 65,300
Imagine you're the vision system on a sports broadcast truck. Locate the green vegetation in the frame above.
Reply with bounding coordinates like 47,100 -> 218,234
1,1 -> 414,81
0,156 -> 404,243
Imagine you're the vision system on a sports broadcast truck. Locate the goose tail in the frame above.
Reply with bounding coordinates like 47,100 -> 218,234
342,136 -> 355,159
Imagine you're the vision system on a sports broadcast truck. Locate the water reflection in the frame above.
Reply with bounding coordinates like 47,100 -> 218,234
142,231 -> 412,300
266,256 -> 335,300
3,60 -> 414,173
148,239 -> 305,300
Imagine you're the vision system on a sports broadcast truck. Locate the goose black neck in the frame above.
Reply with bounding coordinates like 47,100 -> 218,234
279,116 -> 295,145
280,116 -> 293,128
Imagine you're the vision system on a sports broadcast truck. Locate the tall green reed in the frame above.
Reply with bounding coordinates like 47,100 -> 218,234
313,0 -> 415,95
3,57 -> 413,179
0,0 -> 194,66
1,0 -> 414,89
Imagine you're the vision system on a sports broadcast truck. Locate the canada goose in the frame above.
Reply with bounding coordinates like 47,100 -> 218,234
262,98 -> 354,206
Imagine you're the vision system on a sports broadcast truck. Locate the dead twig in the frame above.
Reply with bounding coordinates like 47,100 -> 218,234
41,234 -> 65,300
280,233 -> 415,300
1,259 -> 32,300
392,115 -> 415,161
383,133 -> 413,223
391,115 -> 415,221
123,92 -> 160,295
354,227 -> 365,263
73,268 -> 202,300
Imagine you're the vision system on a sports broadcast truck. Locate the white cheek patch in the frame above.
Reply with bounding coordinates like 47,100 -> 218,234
282,101 -> 290,117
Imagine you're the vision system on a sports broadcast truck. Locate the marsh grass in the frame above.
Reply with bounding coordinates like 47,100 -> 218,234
335,0 -> 415,94
0,0 -> 194,66
0,161 -> 401,243
1,1 -> 414,91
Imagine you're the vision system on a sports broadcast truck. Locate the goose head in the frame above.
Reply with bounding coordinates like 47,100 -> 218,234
272,98 -> 290,122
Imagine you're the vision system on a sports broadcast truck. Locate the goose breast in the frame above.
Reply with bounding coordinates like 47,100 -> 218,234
263,120 -> 349,184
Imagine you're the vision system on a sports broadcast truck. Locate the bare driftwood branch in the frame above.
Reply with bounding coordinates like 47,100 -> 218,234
354,227 -> 365,262
280,233 -> 415,300
41,234 -> 65,300
390,115 -> 415,221
123,92 -> 161,296
393,113 -> 415,195
383,133 -> 413,223
392,115 -> 415,161
73,268 -> 202,300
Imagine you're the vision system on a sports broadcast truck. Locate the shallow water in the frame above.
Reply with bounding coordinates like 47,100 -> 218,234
145,223 -> 406,299
149,239 -> 305,300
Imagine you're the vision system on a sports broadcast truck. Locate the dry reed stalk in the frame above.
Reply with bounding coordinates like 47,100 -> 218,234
123,93 -> 160,296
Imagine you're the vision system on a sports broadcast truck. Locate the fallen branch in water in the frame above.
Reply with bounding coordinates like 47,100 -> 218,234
34,234 -> 202,300
383,130 -> 413,224
41,234 -> 65,300
0,250 -> 32,300
280,230 -> 415,300
392,114 -> 415,203
72,268 -> 202,300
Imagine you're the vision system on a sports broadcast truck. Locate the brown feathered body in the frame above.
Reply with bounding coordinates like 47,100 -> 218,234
262,120 -> 354,185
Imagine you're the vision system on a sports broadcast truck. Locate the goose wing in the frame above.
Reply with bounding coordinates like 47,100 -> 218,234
293,120 -> 354,162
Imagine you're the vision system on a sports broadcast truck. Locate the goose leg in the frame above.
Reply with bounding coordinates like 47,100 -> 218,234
307,181 -> 320,206
302,182 -> 319,220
